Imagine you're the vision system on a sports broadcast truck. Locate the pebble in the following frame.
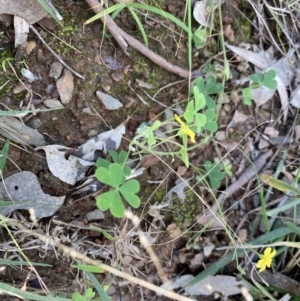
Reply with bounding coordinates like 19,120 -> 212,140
86,209 -> 105,221
88,129 -> 98,137
49,62 -> 63,80
96,91 -> 123,110
43,99 -> 64,109
56,69 -> 74,104
28,118 -> 42,129
214,131 -> 226,141
203,242 -> 215,257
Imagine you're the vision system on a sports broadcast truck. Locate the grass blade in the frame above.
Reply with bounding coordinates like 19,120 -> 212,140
0,139 -> 10,172
85,271 -> 111,301
36,0 -> 62,25
128,7 -> 148,47
85,3 -> 125,24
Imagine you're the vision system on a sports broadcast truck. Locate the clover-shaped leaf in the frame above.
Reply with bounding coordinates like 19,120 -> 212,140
95,162 -> 141,217
194,76 -> 223,108
195,113 -> 206,133
203,108 -> 217,132
96,163 -> 125,188
119,180 -> 140,208
96,189 -> 125,217
204,160 -> 225,189
262,69 -> 277,90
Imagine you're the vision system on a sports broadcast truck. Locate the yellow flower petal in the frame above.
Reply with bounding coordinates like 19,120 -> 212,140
174,114 -> 196,143
255,247 -> 276,273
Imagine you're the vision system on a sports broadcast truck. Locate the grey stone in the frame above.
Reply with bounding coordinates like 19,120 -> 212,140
86,209 -> 105,221
88,129 -> 98,137
49,62 -> 63,80
43,99 -> 64,109
29,118 -> 42,129
96,91 -> 123,110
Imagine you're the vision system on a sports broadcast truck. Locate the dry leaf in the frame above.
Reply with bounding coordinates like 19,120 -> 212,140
224,24 -> 235,42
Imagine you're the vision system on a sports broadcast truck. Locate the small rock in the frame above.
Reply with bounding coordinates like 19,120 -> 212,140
49,62 -> 63,80
25,40 -> 36,55
28,118 -> 42,129
96,91 -> 123,110
21,68 -> 39,83
214,131 -> 226,141
56,69 -> 74,104
13,83 -> 27,94
88,129 -> 98,137
86,209 -> 105,221
258,138 -> 270,149
203,242 -> 215,257
82,107 -> 92,114
43,99 -> 64,109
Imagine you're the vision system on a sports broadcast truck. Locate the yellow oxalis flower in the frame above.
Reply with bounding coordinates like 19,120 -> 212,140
256,247 -> 276,273
174,114 -> 196,143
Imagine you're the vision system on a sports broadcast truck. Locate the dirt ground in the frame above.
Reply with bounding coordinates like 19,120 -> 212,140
0,0 -> 299,300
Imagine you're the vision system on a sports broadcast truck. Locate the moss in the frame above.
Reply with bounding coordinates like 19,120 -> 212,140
165,189 -> 199,228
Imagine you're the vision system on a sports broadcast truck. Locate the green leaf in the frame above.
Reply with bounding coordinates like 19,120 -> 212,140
128,7 -> 148,47
205,76 -> 223,94
148,132 -> 156,146
195,113 -> 206,133
249,72 -> 264,84
194,89 -> 206,111
184,101 -> 195,123
119,180 -> 140,208
118,150 -> 128,164
151,120 -> 161,130
85,288 -> 95,299
72,292 -> 84,301
36,0 -> 63,25
123,165 -> 131,177
180,146 -> 189,168
96,164 -> 125,188
194,77 -> 205,92
204,120 -> 218,133
88,225 -> 113,240
71,264 -> 104,273
97,189 -> 125,217
96,158 -> 111,169
203,108 -> 215,120
260,174 -> 300,195
85,3 -> 126,24
0,139 -> 10,172
262,69 -> 277,90
96,190 -> 116,211
242,87 -> 253,106
204,161 -> 225,189
109,150 -> 119,163
110,191 -> 126,217
193,27 -> 207,49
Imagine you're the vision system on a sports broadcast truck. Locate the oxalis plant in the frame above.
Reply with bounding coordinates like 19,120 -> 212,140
95,150 -> 140,218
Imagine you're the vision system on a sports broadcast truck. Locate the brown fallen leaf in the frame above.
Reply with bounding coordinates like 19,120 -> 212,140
224,24 -> 235,42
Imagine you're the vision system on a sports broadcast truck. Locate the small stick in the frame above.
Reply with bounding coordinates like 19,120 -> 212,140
85,0 -> 194,79
29,24 -> 85,80
6,217 -> 194,301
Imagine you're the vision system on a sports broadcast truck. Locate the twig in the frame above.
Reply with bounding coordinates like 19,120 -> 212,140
6,217 -> 194,301
29,24 -> 85,80
84,0 -> 198,79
